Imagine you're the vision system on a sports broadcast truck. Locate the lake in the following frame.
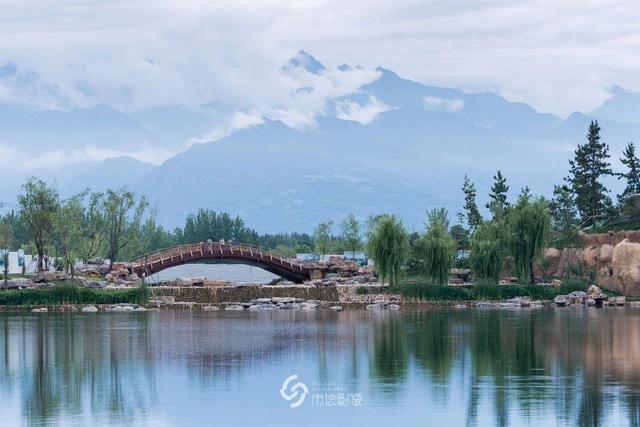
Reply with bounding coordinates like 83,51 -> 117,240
144,263 -> 279,284
1,307 -> 639,426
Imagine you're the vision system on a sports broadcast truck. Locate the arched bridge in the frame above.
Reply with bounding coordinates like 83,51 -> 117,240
130,242 -> 318,283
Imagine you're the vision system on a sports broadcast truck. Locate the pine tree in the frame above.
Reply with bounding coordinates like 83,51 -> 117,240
618,142 -> 640,205
461,175 -> 483,231
549,184 -> 578,245
486,170 -> 510,219
617,142 -> 640,223
565,120 -> 613,226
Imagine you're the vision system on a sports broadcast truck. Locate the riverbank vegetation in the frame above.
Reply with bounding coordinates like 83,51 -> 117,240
0,283 -> 149,306
398,278 -> 592,302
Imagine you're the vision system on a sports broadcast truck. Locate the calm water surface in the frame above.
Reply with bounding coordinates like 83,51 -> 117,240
144,264 -> 278,283
1,308 -> 640,426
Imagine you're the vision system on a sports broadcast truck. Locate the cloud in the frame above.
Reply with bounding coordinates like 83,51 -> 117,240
423,96 -> 464,113
0,142 -> 175,173
187,111 -> 265,145
336,95 -> 391,124
0,0 -> 638,118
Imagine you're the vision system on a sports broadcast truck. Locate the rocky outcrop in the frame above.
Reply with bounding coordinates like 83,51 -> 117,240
604,239 -> 640,295
543,232 -> 640,296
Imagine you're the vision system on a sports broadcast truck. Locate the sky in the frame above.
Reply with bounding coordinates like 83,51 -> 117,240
1,0 -> 640,117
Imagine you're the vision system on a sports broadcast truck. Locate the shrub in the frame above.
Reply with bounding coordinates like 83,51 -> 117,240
356,286 -> 369,295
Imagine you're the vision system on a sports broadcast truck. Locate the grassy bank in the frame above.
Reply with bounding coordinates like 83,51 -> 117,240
0,283 -> 149,306
398,278 -> 593,302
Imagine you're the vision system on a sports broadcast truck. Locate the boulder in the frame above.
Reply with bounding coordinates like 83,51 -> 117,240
271,297 -> 295,304
329,306 -> 343,311
499,302 -> 517,308
587,285 -> 607,300
454,304 -> 468,309
202,305 -> 219,311
554,295 -> 568,306
32,308 -> 48,313
176,277 -> 194,287
609,296 -> 627,306
568,291 -> 587,304
81,306 -> 98,312
5,278 -> 34,288
300,302 -> 318,310
225,305 -> 244,311
507,296 -> 531,307
475,301 -> 497,308
366,304 -> 380,310
608,239 -> 640,295
387,304 -> 401,310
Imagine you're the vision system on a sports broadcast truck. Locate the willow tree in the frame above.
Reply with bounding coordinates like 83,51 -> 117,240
470,221 -> 505,283
507,194 -> 551,283
366,214 -> 409,286
420,208 -> 456,285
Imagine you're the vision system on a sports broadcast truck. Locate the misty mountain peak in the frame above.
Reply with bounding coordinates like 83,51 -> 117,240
284,50 -> 327,74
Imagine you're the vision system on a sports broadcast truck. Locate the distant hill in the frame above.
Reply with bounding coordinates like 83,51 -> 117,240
2,52 -> 639,232
61,156 -> 157,196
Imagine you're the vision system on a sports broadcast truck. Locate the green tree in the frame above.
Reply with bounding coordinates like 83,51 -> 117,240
340,213 -> 361,255
54,195 -> 85,276
565,120 -> 613,226
366,214 -> 409,285
0,219 -> 13,285
18,178 -> 60,272
420,208 -> 456,285
507,193 -> 551,283
449,224 -> 470,250
470,222 -> 505,283
549,184 -> 578,246
486,170 -> 510,219
617,142 -> 640,220
313,221 -> 333,257
78,192 -> 106,263
462,175 -> 483,231
102,188 -> 147,269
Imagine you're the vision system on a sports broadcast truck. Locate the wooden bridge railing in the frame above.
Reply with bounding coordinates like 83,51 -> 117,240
131,241 -> 306,274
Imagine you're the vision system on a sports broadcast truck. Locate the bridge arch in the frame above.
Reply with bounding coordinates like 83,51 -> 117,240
130,242 -> 315,283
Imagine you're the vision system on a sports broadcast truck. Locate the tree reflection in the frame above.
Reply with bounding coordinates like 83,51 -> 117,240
370,312 -> 407,384
0,308 -> 640,425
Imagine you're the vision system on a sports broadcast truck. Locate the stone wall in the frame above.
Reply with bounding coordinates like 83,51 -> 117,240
154,285 -> 340,304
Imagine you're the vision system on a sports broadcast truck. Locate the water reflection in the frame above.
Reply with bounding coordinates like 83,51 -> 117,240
1,308 -> 640,426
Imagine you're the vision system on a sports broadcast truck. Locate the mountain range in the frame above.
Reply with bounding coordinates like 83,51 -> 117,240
1,51 -> 639,232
